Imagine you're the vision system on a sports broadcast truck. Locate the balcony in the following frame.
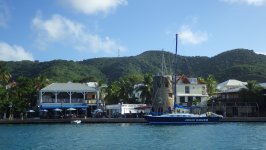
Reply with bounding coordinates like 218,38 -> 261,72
42,98 -> 85,103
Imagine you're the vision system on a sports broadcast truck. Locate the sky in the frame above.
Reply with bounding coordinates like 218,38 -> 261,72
1,0 -> 266,61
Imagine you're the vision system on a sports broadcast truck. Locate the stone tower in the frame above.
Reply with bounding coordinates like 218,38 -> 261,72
152,75 -> 174,113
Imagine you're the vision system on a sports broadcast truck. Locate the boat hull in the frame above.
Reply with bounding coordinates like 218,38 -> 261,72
144,115 -> 222,124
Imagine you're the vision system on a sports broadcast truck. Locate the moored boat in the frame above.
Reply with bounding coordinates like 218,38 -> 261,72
144,112 -> 223,124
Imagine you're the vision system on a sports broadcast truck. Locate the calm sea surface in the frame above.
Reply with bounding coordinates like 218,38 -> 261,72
0,122 -> 266,150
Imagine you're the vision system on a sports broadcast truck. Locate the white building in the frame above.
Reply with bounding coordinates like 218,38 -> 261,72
175,76 -> 208,107
105,103 -> 149,116
217,79 -> 247,92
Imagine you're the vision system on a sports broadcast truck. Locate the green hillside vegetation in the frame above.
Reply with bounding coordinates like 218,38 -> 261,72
4,49 -> 266,83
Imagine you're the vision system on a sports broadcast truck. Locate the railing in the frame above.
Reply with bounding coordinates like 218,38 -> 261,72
42,98 -> 85,103
42,99 -> 56,103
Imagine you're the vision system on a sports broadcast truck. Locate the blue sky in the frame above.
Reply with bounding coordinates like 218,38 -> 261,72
1,0 -> 266,61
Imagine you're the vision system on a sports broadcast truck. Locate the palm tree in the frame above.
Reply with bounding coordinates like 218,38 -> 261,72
136,74 -> 153,104
0,61 -> 11,85
34,75 -> 49,91
205,74 -> 217,96
0,62 -> 12,119
239,80 -> 264,116
197,76 -> 206,84
105,75 -> 143,104
240,80 -> 263,102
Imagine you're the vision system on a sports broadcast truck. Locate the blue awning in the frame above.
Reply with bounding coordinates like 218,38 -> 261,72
40,103 -> 88,109
174,104 -> 190,110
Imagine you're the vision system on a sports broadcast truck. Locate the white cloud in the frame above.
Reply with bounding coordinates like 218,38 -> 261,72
0,0 -> 10,27
32,13 -> 125,53
0,42 -> 34,61
59,0 -> 127,15
221,0 -> 266,6
179,25 -> 208,45
255,51 -> 266,55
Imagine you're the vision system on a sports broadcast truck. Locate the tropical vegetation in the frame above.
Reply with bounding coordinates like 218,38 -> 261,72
0,61 -> 49,119
3,49 -> 266,83
1,49 -> 266,118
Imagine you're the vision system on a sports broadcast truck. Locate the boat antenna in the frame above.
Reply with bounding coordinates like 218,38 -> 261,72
174,34 -> 178,109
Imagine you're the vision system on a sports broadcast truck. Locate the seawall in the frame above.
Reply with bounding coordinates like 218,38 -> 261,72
0,118 -> 147,124
1,117 -> 266,124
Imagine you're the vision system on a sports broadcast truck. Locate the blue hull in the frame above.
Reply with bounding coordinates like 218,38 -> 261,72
144,115 -> 222,124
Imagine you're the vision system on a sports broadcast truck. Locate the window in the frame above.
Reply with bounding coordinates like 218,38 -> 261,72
169,93 -> 173,98
180,97 -> 185,103
189,78 -> 197,84
185,86 -> 190,94
164,80 -> 169,88
187,97 -> 193,107
195,97 -> 201,102
202,86 -> 206,95
188,97 -> 193,102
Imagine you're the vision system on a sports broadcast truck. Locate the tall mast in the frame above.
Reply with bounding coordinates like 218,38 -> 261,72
161,49 -> 164,76
174,34 -> 178,108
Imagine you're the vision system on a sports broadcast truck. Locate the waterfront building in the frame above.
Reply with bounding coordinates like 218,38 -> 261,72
105,103 -> 149,118
217,79 -> 247,92
151,75 -> 208,113
38,82 -> 100,118
216,79 -> 247,102
214,79 -> 258,117
175,75 -> 208,107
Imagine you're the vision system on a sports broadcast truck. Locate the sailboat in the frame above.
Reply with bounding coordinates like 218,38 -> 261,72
144,34 -> 223,124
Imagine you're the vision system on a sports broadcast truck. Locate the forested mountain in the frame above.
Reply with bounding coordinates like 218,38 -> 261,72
4,49 -> 266,83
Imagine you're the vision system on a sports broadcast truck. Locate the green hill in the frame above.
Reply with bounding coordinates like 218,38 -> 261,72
4,49 -> 266,83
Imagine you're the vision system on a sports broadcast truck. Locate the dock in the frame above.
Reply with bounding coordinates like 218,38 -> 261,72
221,117 -> 266,122
1,117 -> 266,124
0,118 -> 147,124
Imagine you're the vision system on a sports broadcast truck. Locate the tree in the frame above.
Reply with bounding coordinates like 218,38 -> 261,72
7,77 -> 37,118
34,75 -> 50,91
0,61 -> 11,85
239,80 -> 263,102
192,98 -> 201,106
0,62 -> 12,119
105,75 -> 143,104
136,74 -> 153,104
239,80 -> 264,115
0,86 -> 9,118
205,74 -> 217,96
105,80 -> 120,104
74,76 -> 98,83
197,76 -> 206,84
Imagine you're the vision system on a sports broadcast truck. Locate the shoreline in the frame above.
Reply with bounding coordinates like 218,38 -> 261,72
1,117 -> 266,124
0,118 -> 147,124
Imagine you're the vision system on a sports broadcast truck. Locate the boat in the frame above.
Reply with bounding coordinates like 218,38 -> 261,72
144,112 -> 223,124
71,120 -> 81,124
144,34 -> 223,124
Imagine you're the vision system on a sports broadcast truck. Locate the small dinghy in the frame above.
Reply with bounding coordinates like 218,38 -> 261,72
71,120 -> 81,124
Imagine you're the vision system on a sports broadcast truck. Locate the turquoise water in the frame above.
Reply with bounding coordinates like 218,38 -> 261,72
0,123 -> 266,150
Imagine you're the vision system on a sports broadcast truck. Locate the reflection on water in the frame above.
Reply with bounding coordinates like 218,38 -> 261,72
0,123 -> 266,150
